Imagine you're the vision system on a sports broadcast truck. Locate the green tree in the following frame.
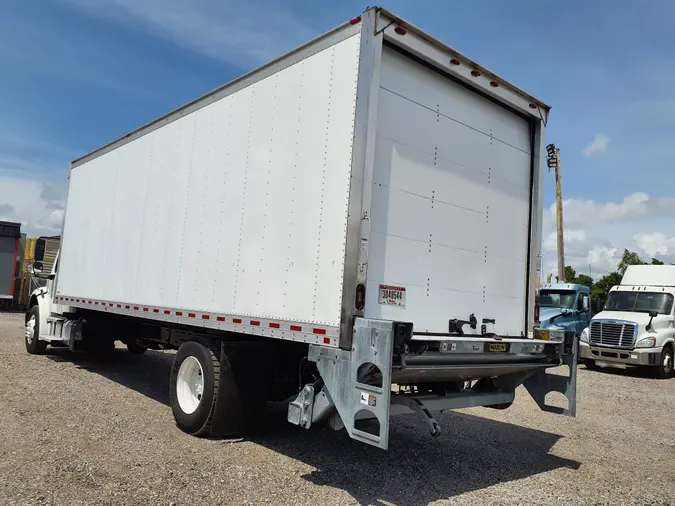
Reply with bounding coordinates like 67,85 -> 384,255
564,265 -> 577,283
617,249 -> 644,275
590,271 -> 622,312
575,274 -> 593,288
651,258 -> 664,265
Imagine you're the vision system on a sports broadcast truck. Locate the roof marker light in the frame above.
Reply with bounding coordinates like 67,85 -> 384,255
349,16 -> 361,25
471,70 -> 481,77
394,26 -> 407,35
490,81 -> 499,87
450,58 -> 460,65
529,103 -> 537,109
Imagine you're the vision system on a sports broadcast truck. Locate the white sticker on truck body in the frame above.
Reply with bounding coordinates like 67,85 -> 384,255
378,284 -> 406,308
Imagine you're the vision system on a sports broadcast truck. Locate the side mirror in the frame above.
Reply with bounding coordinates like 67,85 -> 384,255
647,310 -> 658,331
34,238 -> 46,263
582,296 -> 590,312
30,262 -> 44,275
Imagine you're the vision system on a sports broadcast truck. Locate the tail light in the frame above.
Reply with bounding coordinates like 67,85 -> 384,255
355,284 -> 366,311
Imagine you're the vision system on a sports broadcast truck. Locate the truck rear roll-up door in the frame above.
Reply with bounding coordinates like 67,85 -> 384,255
365,46 -> 534,336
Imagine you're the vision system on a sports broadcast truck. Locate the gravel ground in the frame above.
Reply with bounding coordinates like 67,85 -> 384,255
1,311 -> 674,506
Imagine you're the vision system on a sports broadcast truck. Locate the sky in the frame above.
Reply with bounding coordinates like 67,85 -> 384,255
1,0 -> 674,279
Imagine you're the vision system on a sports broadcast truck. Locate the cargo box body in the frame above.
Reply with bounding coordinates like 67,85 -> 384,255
56,9 -> 548,348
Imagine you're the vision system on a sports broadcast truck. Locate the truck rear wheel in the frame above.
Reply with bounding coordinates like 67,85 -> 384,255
25,306 -> 47,355
170,341 -> 220,436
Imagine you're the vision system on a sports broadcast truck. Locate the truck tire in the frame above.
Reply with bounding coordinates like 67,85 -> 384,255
655,346 -> 673,379
170,341 -> 220,436
25,306 -> 47,355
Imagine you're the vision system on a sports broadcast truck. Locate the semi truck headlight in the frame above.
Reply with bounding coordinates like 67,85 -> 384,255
533,328 -> 565,342
547,329 -> 565,342
636,337 -> 656,348
580,327 -> 589,343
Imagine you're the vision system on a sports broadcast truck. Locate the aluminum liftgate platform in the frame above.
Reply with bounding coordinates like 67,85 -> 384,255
289,318 -> 577,449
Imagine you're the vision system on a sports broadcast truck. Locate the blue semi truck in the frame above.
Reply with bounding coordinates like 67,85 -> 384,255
537,282 -> 592,338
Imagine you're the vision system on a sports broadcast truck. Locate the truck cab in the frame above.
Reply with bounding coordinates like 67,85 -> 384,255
538,282 -> 592,337
580,265 -> 675,378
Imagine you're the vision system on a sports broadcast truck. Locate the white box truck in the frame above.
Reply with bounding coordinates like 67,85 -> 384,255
25,7 -> 576,449
580,265 -> 675,378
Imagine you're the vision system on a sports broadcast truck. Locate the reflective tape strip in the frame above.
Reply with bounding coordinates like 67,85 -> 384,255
53,296 -> 339,347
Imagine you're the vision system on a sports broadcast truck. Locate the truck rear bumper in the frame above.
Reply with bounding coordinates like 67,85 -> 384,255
580,342 -> 661,366
291,319 -> 577,449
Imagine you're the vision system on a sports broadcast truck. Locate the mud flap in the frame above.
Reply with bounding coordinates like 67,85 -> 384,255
523,332 -> 578,416
210,343 -> 268,437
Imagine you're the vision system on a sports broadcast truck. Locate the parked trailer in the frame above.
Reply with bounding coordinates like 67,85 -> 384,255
0,221 -> 21,308
26,7 -> 576,449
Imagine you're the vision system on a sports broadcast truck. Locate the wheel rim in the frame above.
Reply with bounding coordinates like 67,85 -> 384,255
25,315 -> 36,345
663,352 -> 673,375
176,356 -> 204,415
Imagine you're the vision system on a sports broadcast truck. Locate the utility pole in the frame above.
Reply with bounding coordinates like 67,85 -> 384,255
546,144 -> 565,282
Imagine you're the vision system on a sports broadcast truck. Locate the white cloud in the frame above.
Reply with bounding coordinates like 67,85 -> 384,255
0,174 -> 67,236
633,232 -> 675,262
58,0 -> 314,67
543,229 -> 586,253
586,246 -> 620,274
0,135 -> 69,237
582,134 -> 609,157
545,192 -> 675,230
542,193 -> 675,279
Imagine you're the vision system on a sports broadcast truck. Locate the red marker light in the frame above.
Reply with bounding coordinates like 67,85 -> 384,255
450,59 -> 460,65
529,103 -> 537,109
394,26 -> 407,35
349,16 -> 361,25
490,81 -> 499,87
355,283 -> 366,311
471,70 -> 481,77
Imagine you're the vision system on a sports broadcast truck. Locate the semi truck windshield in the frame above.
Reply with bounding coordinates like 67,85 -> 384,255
539,290 -> 576,310
604,291 -> 674,315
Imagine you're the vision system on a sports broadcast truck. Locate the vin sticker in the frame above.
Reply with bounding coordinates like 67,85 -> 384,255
378,284 -> 406,308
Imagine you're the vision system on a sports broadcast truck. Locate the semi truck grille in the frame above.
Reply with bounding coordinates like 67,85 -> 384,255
589,321 -> 636,349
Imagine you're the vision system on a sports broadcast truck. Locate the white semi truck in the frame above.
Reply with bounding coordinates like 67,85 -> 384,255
580,265 -> 675,378
25,7 -> 576,449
